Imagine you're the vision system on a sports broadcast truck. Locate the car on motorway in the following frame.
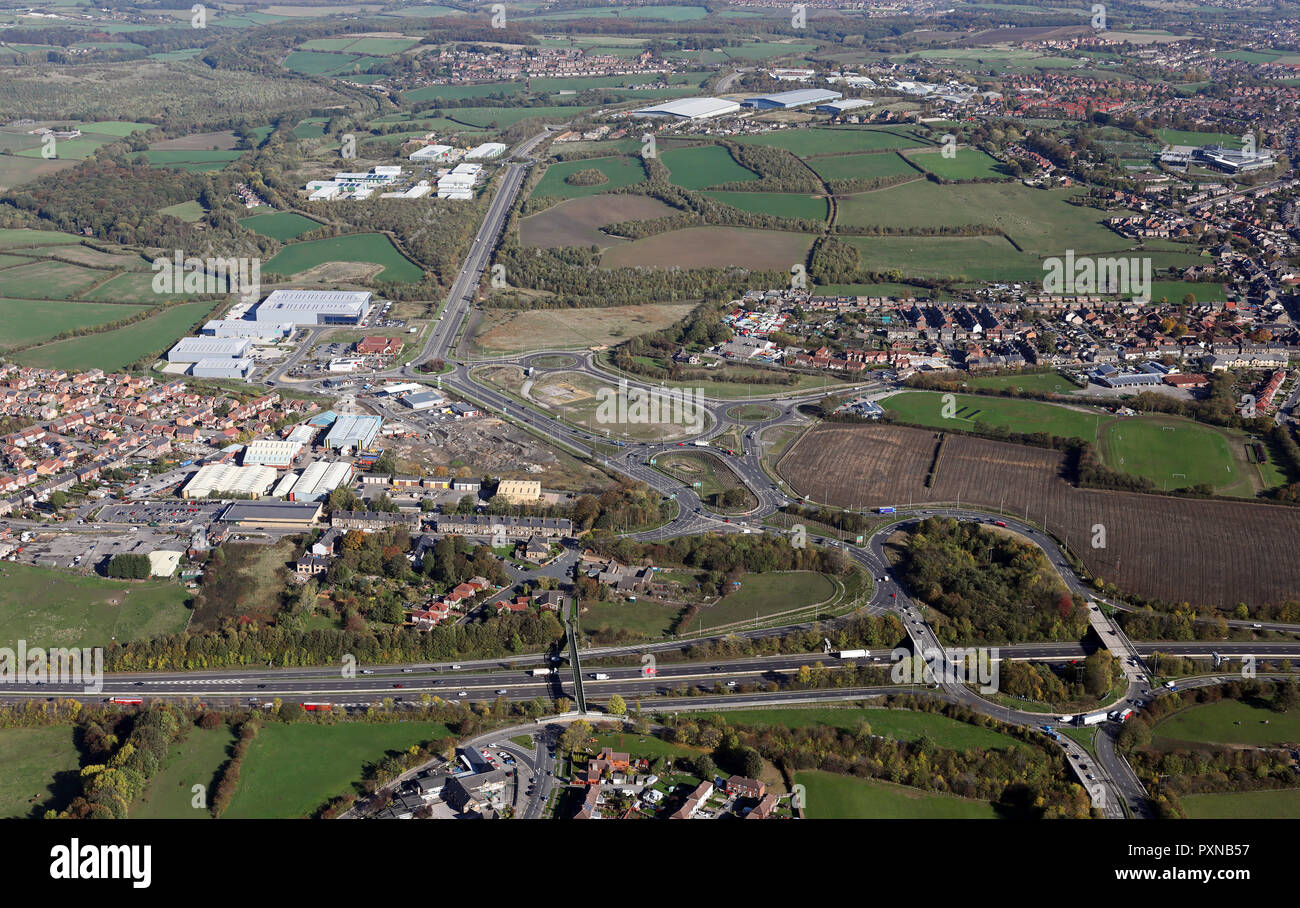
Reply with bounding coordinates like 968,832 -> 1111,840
457,690 -> 467,697
392,683 -> 403,689
496,688 -> 508,694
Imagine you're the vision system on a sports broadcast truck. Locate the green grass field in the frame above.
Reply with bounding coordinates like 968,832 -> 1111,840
726,707 -> 1024,752
1182,788 -> 1300,819
282,50 -> 363,75
886,391 -> 1276,495
808,151 -> 918,182
447,105 -> 589,128
907,147 -> 1006,180
262,233 -> 423,282
0,229 -> 83,249
17,299 -> 216,371
0,562 -> 191,648
223,721 -> 454,819
142,149 -> 242,169
843,234 -> 1042,282
533,156 -> 647,199
836,181 -> 1127,256
1156,128 -> 1247,148
82,271 -> 195,303
1153,699 -> 1300,747
582,599 -> 678,638
735,127 -> 926,157
132,725 -> 236,819
0,726 -> 84,819
795,769 -> 999,818
0,260 -> 104,299
0,298 -> 145,349
158,200 -> 206,222
661,144 -> 757,190
679,571 -> 836,633
964,372 -> 1077,394
238,210 -> 321,241
700,190 -> 827,221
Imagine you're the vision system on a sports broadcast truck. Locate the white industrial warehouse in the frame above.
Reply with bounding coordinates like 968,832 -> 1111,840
241,439 -> 302,468
325,413 -> 382,452
191,358 -> 254,379
274,460 -> 355,502
741,88 -> 843,110
166,337 -> 253,363
182,463 -> 277,499
253,290 -> 372,326
202,319 -> 294,341
631,97 -> 741,120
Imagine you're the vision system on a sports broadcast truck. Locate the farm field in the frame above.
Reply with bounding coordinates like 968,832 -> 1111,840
0,154 -> 77,189
532,155 -> 647,200
700,190 -> 827,221
524,4 -> 709,20
0,562 -> 192,648
1182,788 -> 1300,819
0,298 -> 146,349
223,722 -> 454,819
601,226 -> 812,270
0,726 -> 84,819
794,769 -> 1000,819
0,229 -> 84,249
660,144 -> 757,190
836,181 -> 1128,256
0,259 -> 105,299
842,234 -> 1042,282
16,299 -> 217,371
83,271 -> 196,303
263,233 -> 423,282
239,210 -> 322,240
677,570 -> 836,633
518,194 -> 677,248
885,391 -> 1270,496
808,151 -> 918,182
1152,699 -> 1300,748
725,707 -> 1025,751
132,726 -> 236,819
906,147 -> 1006,180
446,106 -> 587,128
470,302 -> 696,355
734,127 -> 927,157
775,422 -> 1300,608
141,148 -> 242,172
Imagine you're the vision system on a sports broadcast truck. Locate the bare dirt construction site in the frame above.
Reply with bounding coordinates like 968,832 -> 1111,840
519,195 -> 677,248
468,302 -> 697,355
776,422 -> 1300,610
385,414 -> 610,492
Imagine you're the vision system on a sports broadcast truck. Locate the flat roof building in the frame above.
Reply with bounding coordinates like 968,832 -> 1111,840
465,142 -> 507,160
182,462 -> 277,499
166,337 -> 252,363
192,358 -> 254,380
202,320 -> 294,340
817,98 -> 874,115
254,290 -> 372,326
632,97 -> 741,120
242,439 -> 302,468
741,89 -> 842,110
496,479 -> 542,505
220,500 -> 323,528
285,460 -> 354,501
325,413 -> 382,452
401,389 -> 445,411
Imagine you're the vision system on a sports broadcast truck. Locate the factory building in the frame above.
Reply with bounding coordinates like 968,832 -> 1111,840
220,500 -> 324,529
325,413 -> 382,452
465,142 -> 508,160
253,290 -> 372,326
281,460 -> 355,502
241,439 -> 302,469
202,319 -> 294,340
741,89 -> 843,110
191,358 -> 254,380
632,97 -> 742,120
166,337 -> 252,363
182,463 -> 277,499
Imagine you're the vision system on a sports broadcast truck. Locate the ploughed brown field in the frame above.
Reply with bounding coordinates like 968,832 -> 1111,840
519,194 -> 677,248
777,423 -> 1300,609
